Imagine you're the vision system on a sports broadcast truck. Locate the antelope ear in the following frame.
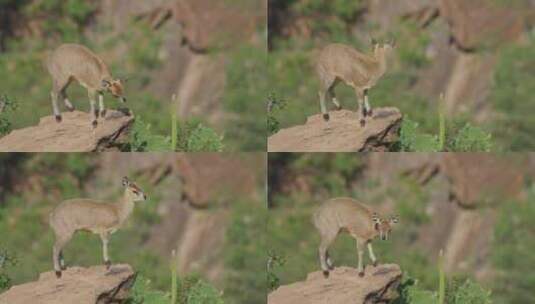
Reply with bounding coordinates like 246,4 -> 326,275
389,215 -> 399,224
102,79 -> 111,88
122,176 -> 130,187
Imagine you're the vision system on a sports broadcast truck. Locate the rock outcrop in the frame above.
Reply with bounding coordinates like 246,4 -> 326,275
268,265 -> 402,304
0,110 -> 134,152
268,108 -> 402,152
0,264 -> 136,304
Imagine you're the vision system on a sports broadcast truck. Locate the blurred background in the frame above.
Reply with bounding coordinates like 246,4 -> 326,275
0,153 -> 266,303
267,0 -> 535,152
0,0 -> 267,151
268,153 -> 535,303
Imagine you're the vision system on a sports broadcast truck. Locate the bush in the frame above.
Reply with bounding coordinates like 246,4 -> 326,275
0,94 -> 18,136
449,123 -> 492,152
397,117 -> 493,152
184,124 -> 224,152
267,93 -> 286,135
0,248 -> 17,292
128,118 -> 224,152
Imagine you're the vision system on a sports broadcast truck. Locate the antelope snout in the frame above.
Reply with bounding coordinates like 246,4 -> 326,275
143,193 -> 147,200
120,97 -> 127,103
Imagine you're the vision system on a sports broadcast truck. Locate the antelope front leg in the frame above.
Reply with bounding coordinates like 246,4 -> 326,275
364,89 -> 372,117
98,94 -> 106,118
100,233 -> 111,270
355,89 -> 366,127
367,241 -> 378,267
319,91 -> 329,121
51,91 -> 62,122
88,90 -> 98,128
356,238 -> 365,277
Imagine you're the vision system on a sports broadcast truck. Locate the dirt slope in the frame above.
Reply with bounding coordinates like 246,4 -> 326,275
0,110 -> 133,152
0,264 -> 135,304
268,265 -> 402,304
268,108 -> 402,152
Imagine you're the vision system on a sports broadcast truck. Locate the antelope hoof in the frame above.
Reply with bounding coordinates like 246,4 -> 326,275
55,271 -> 62,278
373,261 -> 378,267
367,109 -> 373,117
100,109 -> 107,118
328,264 -> 335,271
360,119 -> 366,127
358,271 -> 365,277
323,113 -> 330,121
66,105 -> 75,112
105,260 -> 111,270
335,105 -> 342,111
94,109 -> 100,119
323,270 -> 330,278
61,265 -> 67,271
55,115 -> 62,123
92,120 -> 98,128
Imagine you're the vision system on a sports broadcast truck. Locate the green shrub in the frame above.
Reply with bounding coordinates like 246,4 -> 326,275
0,94 -> 18,136
447,279 -> 492,304
267,250 -> 286,291
267,93 -> 287,135
185,280 -> 224,304
0,248 -> 17,292
128,118 -> 223,152
129,117 -> 171,152
184,124 -> 224,152
397,116 -> 492,152
127,275 -> 169,304
398,118 -> 441,152
449,123 -> 492,152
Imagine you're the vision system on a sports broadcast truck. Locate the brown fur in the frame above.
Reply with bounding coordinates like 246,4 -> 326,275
315,42 -> 394,125
46,43 -> 126,127
49,177 -> 146,278
313,197 -> 398,277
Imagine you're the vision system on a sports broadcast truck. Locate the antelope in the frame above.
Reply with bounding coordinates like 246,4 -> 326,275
313,197 -> 398,278
49,176 -> 147,278
315,39 -> 395,126
46,43 -> 127,128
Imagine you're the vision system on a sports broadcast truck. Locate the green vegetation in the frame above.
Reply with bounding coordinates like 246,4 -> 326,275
128,117 -> 224,152
267,93 -> 286,134
267,250 -> 286,291
222,44 -> 268,151
490,33 -> 535,150
127,274 -> 224,304
223,199 -> 267,304
395,251 -> 491,304
491,190 -> 535,304
0,95 -> 18,136
397,117 -> 492,152
0,249 -> 17,292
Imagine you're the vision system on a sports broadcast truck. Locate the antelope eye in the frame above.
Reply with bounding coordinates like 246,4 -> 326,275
133,190 -> 139,195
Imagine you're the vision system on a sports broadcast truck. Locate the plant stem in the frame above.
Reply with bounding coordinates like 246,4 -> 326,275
438,249 -> 445,304
171,95 -> 178,151
171,250 -> 178,304
438,94 -> 446,151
